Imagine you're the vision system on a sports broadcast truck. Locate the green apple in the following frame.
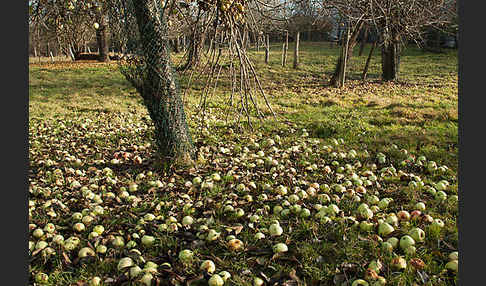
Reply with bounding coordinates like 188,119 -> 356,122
273,205 -> 283,215
139,273 -> 153,286
141,235 -> 155,247
404,245 -> 416,256
112,236 -> 125,248
387,237 -> 399,249
391,256 -> 407,270
368,260 -> 383,273
415,202 -> 426,211
206,229 -> 221,241
378,222 -> 395,237
351,279 -> 369,286
288,194 -> 299,203
381,241 -> 393,253
360,221 -> 374,232
208,274 -> 224,286
357,203 -> 369,213
300,208 -> 311,218
399,235 -> 415,250
408,227 -> 425,242
73,222 -> 86,232
235,208 -> 245,218
179,249 -> 194,263
254,277 -> 265,286
273,243 -> 288,253
89,276 -> 102,286
96,245 -> 107,254
129,266 -> 143,278
255,232 -> 265,240
435,191 -> 447,201
290,204 -> 302,214
269,223 -> 283,236
378,198 -> 390,209
280,209 -> 290,218
200,260 -> 216,273
117,257 -> 134,271
449,251 -> 458,261
33,228 -> 44,238
93,225 -> 105,235
35,272 -> 49,283
445,260 -> 458,272
78,247 -> 95,258
426,186 -> 437,195
385,214 -> 398,226
219,271 -> 231,282
182,216 -> 194,226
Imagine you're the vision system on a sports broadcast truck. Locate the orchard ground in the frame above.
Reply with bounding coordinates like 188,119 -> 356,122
29,42 -> 458,285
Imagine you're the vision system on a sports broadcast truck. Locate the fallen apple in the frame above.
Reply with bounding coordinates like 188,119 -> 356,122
118,257 -> 134,271
449,251 -> 458,261
269,223 -> 283,236
140,273 -> 153,286
253,277 -> 264,286
399,235 -> 415,250
78,247 -> 95,258
227,238 -> 244,251
387,237 -> 399,249
141,235 -> 155,247
208,274 -> 224,286
273,243 -> 288,253
445,259 -> 458,272
391,256 -> 407,270
378,222 -> 395,237
129,265 -> 143,278
179,249 -> 194,263
200,260 -> 216,273
89,276 -> 102,286
415,202 -> 426,211
219,271 -> 231,282
351,279 -> 369,286
408,227 -> 425,242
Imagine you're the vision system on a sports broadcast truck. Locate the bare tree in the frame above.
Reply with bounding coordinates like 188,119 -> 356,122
321,0 -> 456,84
110,0 -> 279,165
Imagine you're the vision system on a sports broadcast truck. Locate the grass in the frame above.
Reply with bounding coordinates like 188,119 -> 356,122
29,42 -> 458,170
29,41 -> 458,285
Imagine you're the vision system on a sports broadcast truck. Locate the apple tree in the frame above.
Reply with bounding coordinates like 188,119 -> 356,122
111,0 -> 276,166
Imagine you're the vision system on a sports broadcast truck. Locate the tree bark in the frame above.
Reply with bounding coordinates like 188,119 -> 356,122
293,31 -> 300,69
178,27 -> 204,71
174,37 -> 180,53
264,34 -> 269,64
131,0 -> 193,164
358,26 -> 369,56
361,41 -> 376,81
330,24 -> 350,88
345,20 -> 364,61
330,20 -> 362,87
256,34 -> 260,52
381,38 -> 401,81
281,42 -> 285,66
69,45 -> 76,61
96,15 -> 110,62
282,30 -> 288,67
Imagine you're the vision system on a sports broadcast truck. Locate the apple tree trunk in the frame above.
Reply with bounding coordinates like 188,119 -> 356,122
329,21 -> 363,87
381,40 -> 401,81
131,0 -> 193,164
96,15 -> 110,62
